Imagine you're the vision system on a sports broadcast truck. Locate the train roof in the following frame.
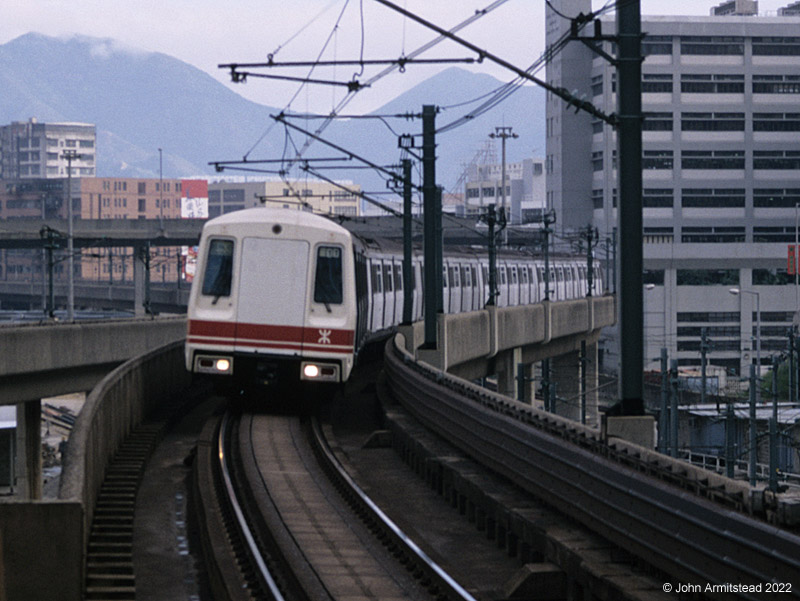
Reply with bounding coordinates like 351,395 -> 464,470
203,207 -> 350,237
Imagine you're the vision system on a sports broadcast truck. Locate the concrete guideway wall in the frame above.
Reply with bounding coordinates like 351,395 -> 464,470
406,295 -> 616,374
0,341 -> 191,601
0,315 -> 187,404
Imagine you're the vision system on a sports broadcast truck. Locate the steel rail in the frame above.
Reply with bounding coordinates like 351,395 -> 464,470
385,337 -> 800,600
218,411 -> 286,601
308,417 -> 479,601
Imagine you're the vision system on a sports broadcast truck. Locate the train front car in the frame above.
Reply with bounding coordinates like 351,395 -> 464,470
185,207 -> 357,392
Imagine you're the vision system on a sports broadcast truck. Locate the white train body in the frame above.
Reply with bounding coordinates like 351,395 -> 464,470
185,207 -> 602,388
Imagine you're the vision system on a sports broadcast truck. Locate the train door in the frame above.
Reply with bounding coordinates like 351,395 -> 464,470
413,260 -> 423,321
508,265 -> 519,306
235,237 -> 309,355
497,264 -> 507,307
393,261 -> 403,325
519,265 -> 529,305
461,265 -> 471,312
382,260 -> 394,328
555,265 -> 565,300
481,264 -> 490,306
529,266 -> 539,303
449,263 -> 461,313
370,259 -> 384,331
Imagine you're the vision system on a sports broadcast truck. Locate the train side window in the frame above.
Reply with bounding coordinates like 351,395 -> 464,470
383,263 -> 393,292
371,264 -> 382,293
472,266 -> 477,286
314,246 -> 343,304
394,264 -> 403,291
202,239 -> 234,298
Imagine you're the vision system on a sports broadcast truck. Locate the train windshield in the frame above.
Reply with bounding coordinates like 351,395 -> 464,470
314,246 -> 343,305
202,239 -> 234,298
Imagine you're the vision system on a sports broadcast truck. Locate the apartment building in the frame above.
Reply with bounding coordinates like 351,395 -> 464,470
462,157 -> 546,222
546,1 -> 800,376
0,118 -> 96,180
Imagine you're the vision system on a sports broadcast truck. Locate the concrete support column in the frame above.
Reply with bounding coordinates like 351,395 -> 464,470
15,400 -> 41,500
584,341 -> 600,427
496,347 -> 522,399
520,362 -> 536,405
134,243 -> 146,317
552,351 -> 581,422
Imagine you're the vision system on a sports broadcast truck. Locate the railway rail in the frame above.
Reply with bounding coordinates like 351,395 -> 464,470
385,334 -> 800,600
195,405 -> 481,601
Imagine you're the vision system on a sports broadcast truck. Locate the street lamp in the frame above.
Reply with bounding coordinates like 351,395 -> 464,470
729,288 -> 760,397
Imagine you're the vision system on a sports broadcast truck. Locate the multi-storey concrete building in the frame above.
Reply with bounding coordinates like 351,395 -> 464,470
462,157 -> 546,223
0,119 -> 96,180
546,1 -> 800,377
207,178 -> 360,218
0,177 -> 207,285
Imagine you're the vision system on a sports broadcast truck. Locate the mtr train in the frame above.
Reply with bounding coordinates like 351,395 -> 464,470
185,207 -> 601,390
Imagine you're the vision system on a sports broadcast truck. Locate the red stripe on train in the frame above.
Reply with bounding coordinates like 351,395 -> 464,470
188,320 -> 354,347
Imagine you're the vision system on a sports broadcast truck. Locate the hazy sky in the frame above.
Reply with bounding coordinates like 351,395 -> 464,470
1,0 -> 794,114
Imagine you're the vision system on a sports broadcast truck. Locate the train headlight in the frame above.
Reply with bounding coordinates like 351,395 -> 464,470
195,354 -> 234,375
300,361 -> 339,382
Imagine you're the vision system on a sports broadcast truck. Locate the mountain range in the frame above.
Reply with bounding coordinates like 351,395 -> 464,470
0,33 -> 545,192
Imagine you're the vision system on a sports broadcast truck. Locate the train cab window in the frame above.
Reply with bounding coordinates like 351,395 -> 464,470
314,246 -> 343,304
202,239 -> 234,298
383,264 -> 393,292
394,264 -> 403,291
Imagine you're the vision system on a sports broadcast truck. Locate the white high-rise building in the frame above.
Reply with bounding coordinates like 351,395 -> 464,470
546,2 -> 800,377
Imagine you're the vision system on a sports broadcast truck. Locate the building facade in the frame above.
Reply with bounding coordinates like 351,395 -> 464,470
462,157 -> 546,222
546,2 -> 800,377
0,119 -> 96,180
0,177 -> 207,286
207,178 -> 361,218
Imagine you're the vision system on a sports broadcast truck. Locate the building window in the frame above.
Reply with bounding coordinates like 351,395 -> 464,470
681,74 -> 744,94
643,188 -> 673,208
591,74 -> 603,97
753,151 -> 800,170
681,188 -> 745,208
678,312 -> 739,323
681,112 -> 744,131
643,269 -> 665,284
677,326 -> 739,337
752,36 -> 800,56
680,36 -> 744,55
753,113 -> 800,131
643,112 -> 673,131
642,74 -> 673,93
591,189 -> 603,209
753,268 -> 794,285
643,35 -> 673,56
79,140 -> 94,148
753,227 -> 799,242
681,226 -> 745,243
481,187 -> 495,197
753,188 -> 800,208
592,151 -> 603,171
643,150 -> 673,170
753,74 -> 800,94
681,151 -> 744,170
676,269 -> 739,285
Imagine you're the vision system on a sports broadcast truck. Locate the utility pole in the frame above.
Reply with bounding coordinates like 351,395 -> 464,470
749,364 -> 757,486
659,348 -> 669,453
422,105 -> 441,349
584,224 -> 599,297
542,211 -> 556,301
700,327 -> 711,409
489,126 -> 518,244
402,159 -> 413,325
617,0 -> 644,415
61,149 -> 82,321
482,204 -> 502,306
